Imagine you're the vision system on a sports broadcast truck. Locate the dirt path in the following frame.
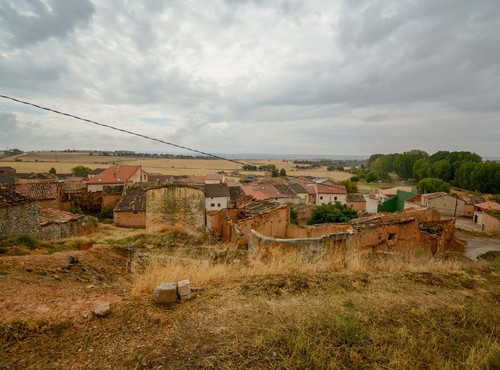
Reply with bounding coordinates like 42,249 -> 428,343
457,231 -> 500,259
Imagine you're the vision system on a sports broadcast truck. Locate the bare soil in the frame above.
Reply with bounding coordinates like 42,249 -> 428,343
1,229 -> 499,369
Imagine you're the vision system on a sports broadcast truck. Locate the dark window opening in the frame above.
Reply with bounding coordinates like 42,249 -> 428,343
387,233 -> 396,241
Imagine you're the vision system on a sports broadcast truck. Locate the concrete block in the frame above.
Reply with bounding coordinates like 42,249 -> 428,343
154,282 -> 178,304
177,279 -> 191,297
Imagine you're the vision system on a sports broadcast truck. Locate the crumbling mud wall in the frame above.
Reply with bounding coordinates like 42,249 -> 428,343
286,223 -> 351,239
114,211 -> 146,228
248,229 -> 353,260
38,217 -> 96,239
233,207 -> 289,243
146,185 -> 205,233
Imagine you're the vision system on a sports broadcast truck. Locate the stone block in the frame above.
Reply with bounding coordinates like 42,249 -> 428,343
154,282 -> 178,304
93,301 -> 111,317
177,279 -> 191,297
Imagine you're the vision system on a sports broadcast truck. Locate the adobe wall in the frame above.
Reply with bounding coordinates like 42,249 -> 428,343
233,207 -> 289,243
102,194 -> 122,209
286,223 -> 351,239
248,229 -> 352,259
146,185 -> 205,233
114,211 -> 146,228
347,201 -> 366,212
429,196 -> 465,217
0,203 -> 39,237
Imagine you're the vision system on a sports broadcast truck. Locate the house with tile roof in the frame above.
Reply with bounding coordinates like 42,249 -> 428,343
205,173 -> 225,184
405,192 -> 466,217
113,186 -> 147,228
241,183 -> 300,204
87,165 -> 148,192
346,193 -> 367,212
13,182 -> 69,210
315,183 -> 347,205
205,183 -> 230,211
0,166 -> 16,175
473,201 -> 500,232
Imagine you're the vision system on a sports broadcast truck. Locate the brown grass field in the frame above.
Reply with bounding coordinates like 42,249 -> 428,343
1,225 -> 499,369
0,151 -> 352,180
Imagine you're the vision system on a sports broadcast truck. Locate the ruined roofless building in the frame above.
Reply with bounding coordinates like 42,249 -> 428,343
145,185 -> 205,234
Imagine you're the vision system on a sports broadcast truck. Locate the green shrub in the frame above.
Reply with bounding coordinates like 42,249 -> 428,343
17,235 -> 38,250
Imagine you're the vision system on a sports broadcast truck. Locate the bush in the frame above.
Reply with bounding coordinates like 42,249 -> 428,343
17,235 -> 38,250
307,202 -> 358,225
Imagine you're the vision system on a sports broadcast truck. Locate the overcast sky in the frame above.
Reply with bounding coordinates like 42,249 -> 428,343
1,0 -> 499,158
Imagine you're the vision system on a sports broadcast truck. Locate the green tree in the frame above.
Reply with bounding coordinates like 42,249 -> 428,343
71,165 -> 92,177
279,168 -> 287,176
365,171 -> 379,183
307,202 -> 358,225
412,158 -> 431,180
416,178 -> 450,193
428,160 -> 452,181
48,167 -> 57,175
341,179 -> 359,193
393,150 -> 428,179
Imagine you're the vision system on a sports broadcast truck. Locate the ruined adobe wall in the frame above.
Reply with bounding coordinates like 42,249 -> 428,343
146,186 -> 205,233
114,211 -> 146,228
232,207 -> 289,243
286,223 -> 351,239
0,203 -> 39,237
380,207 -> 441,222
428,196 -> 465,217
346,201 -> 366,212
248,229 -> 352,259
102,194 -> 122,209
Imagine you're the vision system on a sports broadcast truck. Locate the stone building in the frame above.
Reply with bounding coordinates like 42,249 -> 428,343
474,201 -> 500,232
145,185 -> 205,233
0,186 -> 39,237
346,193 -> 367,212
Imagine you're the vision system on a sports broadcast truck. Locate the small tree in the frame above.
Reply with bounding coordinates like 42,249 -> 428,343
341,179 -> 359,193
279,168 -> 287,176
48,167 -> 57,175
307,202 -> 358,225
71,165 -> 92,177
417,178 -> 450,193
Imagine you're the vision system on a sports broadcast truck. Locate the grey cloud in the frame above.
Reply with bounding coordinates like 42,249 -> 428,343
0,112 -> 17,132
0,0 -> 95,47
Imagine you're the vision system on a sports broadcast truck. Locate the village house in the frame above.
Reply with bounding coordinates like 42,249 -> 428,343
205,173 -> 225,184
346,193 -> 367,212
148,173 -> 175,184
456,194 -> 486,218
473,201 -> 500,232
405,192 -> 466,218
288,183 -> 309,203
113,186 -> 146,228
87,165 -> 148,192
0,166 -> 16,175
316,183 -> 347,205
13,182 -> 70,211
204,183 -> 230,211
16,172 -> 56,184
87,168 -> 105,180
241,183 -> 300,204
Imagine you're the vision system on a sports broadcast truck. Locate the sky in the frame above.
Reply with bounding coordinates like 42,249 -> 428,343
0,0 -> 499,158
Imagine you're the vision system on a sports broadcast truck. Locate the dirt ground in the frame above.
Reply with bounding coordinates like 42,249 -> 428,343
1,228 -> 499,369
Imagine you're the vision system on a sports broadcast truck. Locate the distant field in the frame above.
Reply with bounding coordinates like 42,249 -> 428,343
0,152 -> 352,180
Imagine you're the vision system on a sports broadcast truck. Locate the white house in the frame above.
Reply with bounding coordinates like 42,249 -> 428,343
204,183 -> 230,211
315,183 -> 347,205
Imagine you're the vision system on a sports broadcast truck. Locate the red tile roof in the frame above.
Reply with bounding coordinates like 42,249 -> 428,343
87,166 -> 140,184
316,183 -> 347,194
14,183 -> 59,200
39,208 -> 83,225
242,183 -> 290,200
475,201 -> 500,212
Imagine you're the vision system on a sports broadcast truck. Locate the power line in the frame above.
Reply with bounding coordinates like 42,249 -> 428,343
0,94 -> 247,167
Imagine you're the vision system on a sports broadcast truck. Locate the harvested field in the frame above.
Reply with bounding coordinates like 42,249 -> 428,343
0,151 -> 353,180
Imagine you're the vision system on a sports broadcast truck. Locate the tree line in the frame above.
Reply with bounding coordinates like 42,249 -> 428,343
368,150 -> 500,194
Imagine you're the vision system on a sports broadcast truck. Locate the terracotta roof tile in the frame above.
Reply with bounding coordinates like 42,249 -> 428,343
14,183 -> 59,201
88,166 -> 141,184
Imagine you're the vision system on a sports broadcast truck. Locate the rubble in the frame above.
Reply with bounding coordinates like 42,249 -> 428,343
93,301 -> 111,317
154,282 -> 178,304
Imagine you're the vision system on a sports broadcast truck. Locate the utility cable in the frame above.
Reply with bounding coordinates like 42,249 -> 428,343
0,94 -> 247,166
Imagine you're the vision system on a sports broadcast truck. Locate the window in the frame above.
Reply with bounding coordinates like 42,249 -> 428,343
210,203 -> 215,207
334,196 -> 337,201
387,233 -> 396,241
217,203 -> 221,207
320,196 -> 323,200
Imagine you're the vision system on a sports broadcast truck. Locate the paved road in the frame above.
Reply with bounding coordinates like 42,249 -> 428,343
457,231 -> 500,260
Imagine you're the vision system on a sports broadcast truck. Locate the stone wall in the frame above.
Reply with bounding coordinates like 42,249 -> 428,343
0,203 -> 39,238
145,185 -> 205,233
38,218 -> 95,240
